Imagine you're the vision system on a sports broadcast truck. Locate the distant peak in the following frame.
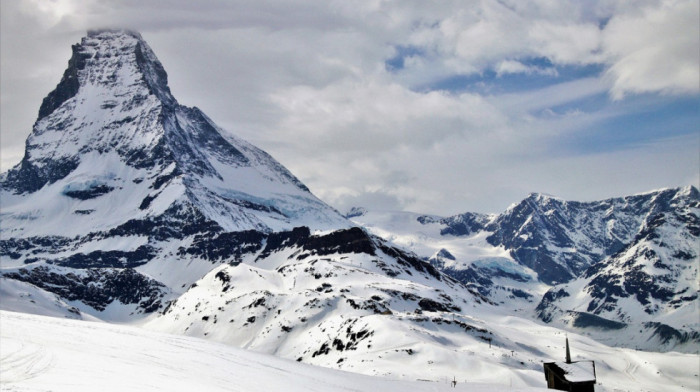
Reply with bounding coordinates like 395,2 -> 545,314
432,248 -> 456,261
526,192 -> 561,201
681,185 -> 699,197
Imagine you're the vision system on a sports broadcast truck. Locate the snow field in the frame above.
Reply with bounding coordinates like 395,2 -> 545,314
0,310 -> 548,392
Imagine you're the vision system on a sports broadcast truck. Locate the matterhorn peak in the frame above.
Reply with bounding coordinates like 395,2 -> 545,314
1,29 -> 348,234
0,34 -> 485,379
38,29 -> 174,123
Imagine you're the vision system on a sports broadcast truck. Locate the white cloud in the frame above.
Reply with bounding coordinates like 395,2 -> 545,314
268,79 -> 507,153
602,0 -> 700,99
493,77 -> 610,114
393,0 -> 603,85
0,0 -> 697,215
495,60 -> 558,77
19,0 -> 84,27
390,0 -> 697,102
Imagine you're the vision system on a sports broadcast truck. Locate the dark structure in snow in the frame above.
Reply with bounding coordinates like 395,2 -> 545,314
543,338 -> 596,392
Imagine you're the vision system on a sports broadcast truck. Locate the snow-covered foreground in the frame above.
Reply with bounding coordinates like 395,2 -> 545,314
0,311 -> 546,392
2,311 -> 699,392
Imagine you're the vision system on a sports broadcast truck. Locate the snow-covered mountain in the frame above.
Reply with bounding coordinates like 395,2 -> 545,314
347,187 -> 700,352
0,29 -> 349,319
0,29 -> 502,383
536,186 -> 700,351
146,226 -> 510,380
1,29 -> 348,237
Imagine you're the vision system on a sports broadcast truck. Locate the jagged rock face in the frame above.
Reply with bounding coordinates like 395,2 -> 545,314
484,192 -> 660,284
535,187 -> 700,351
5,266 -> 167,314
435,212 -> 490,237
4,31 -> 169,194
431,189 -> 694,286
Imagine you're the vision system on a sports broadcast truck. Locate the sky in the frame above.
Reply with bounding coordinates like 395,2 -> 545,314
0,0 -> 698,215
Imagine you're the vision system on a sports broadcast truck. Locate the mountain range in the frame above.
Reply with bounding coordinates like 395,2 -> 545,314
0,29 -> 697,389
348,186 -> 699,352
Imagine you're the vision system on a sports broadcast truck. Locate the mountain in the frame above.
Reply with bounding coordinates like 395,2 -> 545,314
0,29 -> 349,320
145,226 -> 511,378
536,186 -> 700,351
482,191 -> 677,285
0,29 -> 517,382
1,29 -> 347,236
347,186 -> 700,351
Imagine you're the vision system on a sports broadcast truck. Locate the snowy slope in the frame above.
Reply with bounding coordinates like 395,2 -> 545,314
348,209 -> 552,312
0,277 -> 93,321
1,311 -> 552,392
144,227 -> 506,382
4,310 -> 699,392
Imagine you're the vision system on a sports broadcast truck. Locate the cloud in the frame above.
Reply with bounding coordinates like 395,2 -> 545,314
391,0 -> 604,86
494,60 -> 558,77
492,77 -> 610,114
268,79 -> 507,153
390,0 -> 697,101
602,0 -> 700,99
1,0 -> 697,215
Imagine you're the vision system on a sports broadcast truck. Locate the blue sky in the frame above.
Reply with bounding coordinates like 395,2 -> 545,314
1,0 -> 698,214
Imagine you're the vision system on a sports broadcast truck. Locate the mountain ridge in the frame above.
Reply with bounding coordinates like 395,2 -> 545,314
347,185 -> 700,352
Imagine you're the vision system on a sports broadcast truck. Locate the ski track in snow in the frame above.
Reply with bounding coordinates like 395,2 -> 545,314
0,339 -> 53,384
